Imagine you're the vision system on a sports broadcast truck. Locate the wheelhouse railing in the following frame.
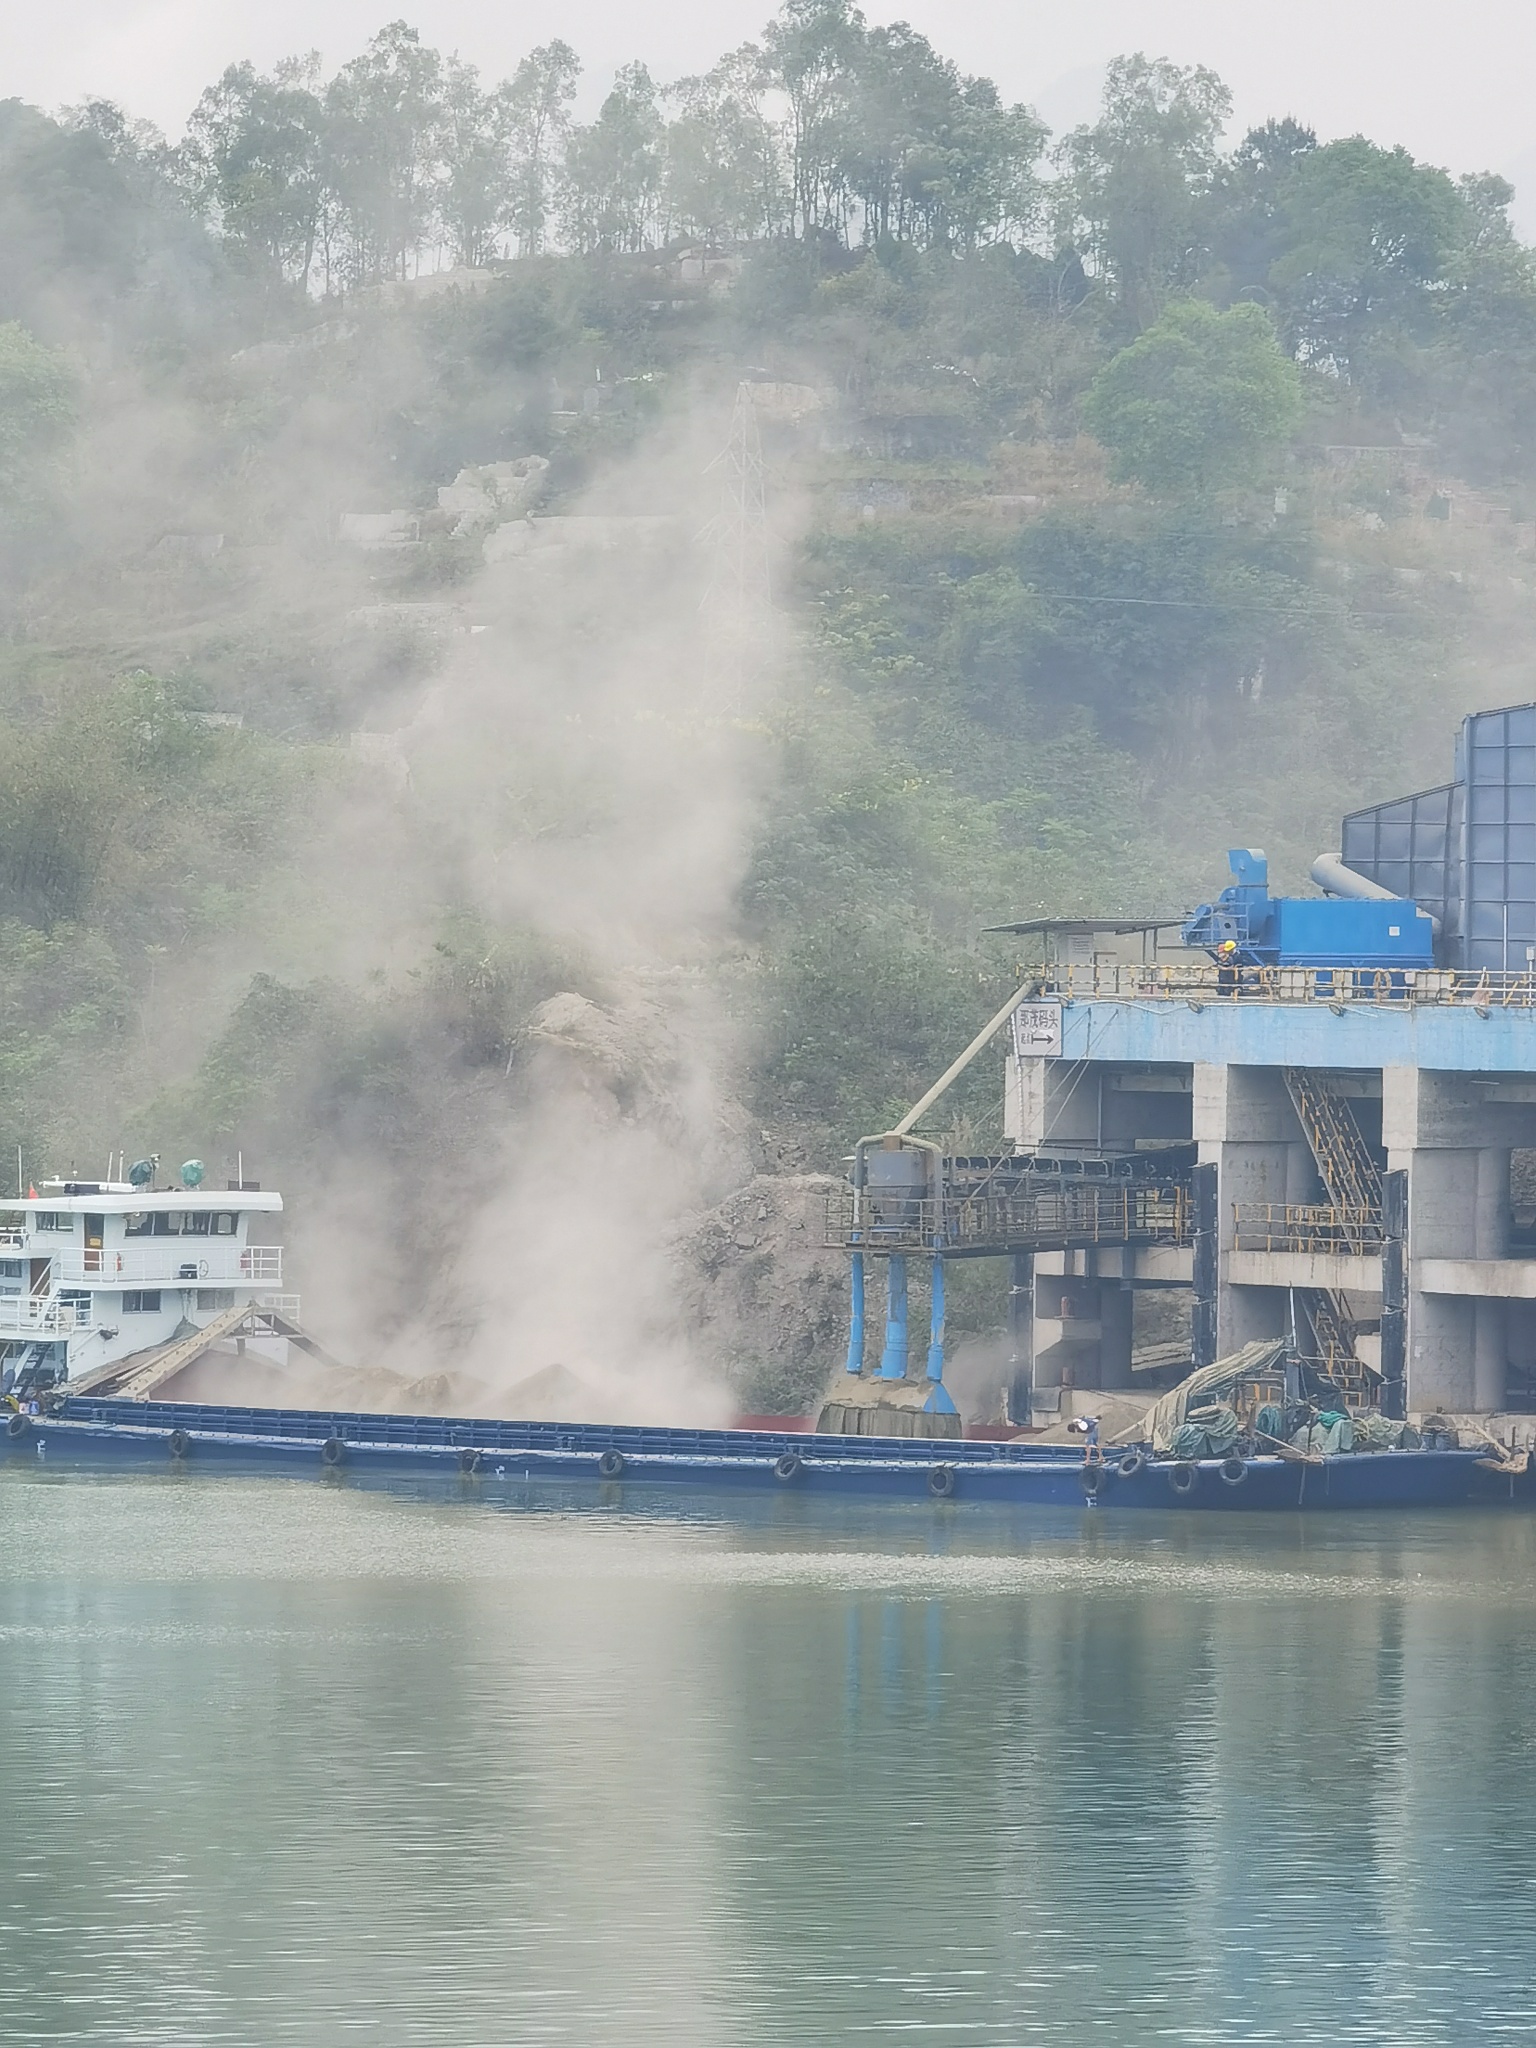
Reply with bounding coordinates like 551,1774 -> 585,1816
56,1246 -> 282,1287
1232,1203 -> 1384,1256
0,1296 -> 77,1336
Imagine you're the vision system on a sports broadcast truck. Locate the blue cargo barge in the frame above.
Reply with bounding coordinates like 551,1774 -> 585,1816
2,1397 -> 1492,1510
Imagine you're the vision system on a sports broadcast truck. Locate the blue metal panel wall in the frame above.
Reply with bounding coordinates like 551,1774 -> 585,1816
1341,782 -> 1461,947
1463,703 -> 1536,970
1339,703 -> 1536,969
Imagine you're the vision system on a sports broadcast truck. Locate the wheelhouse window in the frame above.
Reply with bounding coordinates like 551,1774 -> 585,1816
123,1290 -> 162,1313
35,1213 -> 70,1233
58,1290 -> 92,1325
0,1260 -> 21,1282
127,1212 -> 230,1237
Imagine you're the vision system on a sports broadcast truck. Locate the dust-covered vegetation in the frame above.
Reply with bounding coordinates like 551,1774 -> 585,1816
4,9 -> 1536,1404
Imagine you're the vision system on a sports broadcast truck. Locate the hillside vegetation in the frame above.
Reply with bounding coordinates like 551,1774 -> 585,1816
3,11 -> 1536,1405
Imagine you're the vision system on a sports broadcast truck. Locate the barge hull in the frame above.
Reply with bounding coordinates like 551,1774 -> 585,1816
3,1398 -> 1487,1510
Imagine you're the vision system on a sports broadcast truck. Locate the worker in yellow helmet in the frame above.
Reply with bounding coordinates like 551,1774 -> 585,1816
1216,938 -> 1240,993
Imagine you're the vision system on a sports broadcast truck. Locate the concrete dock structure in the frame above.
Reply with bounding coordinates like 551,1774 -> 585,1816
1005,976 -> 1536,1417
833,701 -> 1536,1427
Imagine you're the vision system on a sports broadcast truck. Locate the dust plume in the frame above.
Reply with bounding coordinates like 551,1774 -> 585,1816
288,391 -> 796,1422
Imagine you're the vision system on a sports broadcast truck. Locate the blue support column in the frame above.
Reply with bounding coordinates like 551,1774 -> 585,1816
879,1255 -> 909,1379
1007,1252 -> 1033,1428
844,1252 -> 866,1376
926,1257 -> 946,1381
921,1254 -> 956,1413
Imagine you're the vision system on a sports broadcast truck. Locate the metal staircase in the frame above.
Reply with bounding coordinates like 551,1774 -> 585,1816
1282,1068 -> 1382,1212
1283,1070 -> 1385,1401
1297,1288 -> 1376,1401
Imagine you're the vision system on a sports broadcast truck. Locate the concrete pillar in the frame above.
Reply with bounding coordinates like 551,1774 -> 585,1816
1031,1250 -> 1068,1389
1006,1057 -> 1192,1152
1029,1265 -> 1136,1390
1475,1300 -> 1507,1412
1005,1058 -> 1103,1150
1194,1064 -> 1300,1357
1098,1284 -> 1134,1390
1477,1148 -> 1511,1260
1409,1294 -> 1477,1410
1032,1256 -> 1098,1393
1381,1068 -> 1536,1414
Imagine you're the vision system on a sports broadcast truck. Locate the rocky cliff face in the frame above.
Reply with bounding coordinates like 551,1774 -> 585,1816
673,1170 -> 851,1415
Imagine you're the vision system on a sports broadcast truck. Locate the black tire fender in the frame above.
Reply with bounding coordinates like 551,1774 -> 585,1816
458,1447 -> 482,1475
1167,1459 -> 1199,1497
774,1450 -> 802,1482
1081,1461 -> 1104,1498
928,1463 -> 956,1499
168,1428 -> 191,1459
1219,1454 -> 1248,1487
1117,1450 -> 1146,1480
320,1436 -> 345,1468
598,1448 -> 626,1479
6,1411 -> 30,1441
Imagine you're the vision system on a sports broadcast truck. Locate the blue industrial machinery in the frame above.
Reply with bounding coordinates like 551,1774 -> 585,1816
1181,849 -> 1435,969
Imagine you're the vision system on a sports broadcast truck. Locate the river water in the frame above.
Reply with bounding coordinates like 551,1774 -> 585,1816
3,1467 -> 1536,2045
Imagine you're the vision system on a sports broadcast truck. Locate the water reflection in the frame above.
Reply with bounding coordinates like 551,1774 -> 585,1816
2,1466 -> 1535,2043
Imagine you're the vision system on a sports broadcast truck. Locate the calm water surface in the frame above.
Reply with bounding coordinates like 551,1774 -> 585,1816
3,1466 -> 1536,2045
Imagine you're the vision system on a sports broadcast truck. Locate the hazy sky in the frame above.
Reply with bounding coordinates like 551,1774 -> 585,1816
7,0 -> 1536,210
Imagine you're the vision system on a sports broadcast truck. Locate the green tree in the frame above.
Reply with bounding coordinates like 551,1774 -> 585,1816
0,321 -> 74,470
927,84 -> 1046,253
1268,136 -> 1465,378
666,47 -> 786,244
1055,54 -> 1232,325
837,23 -> 1044,252
762,0 -> 865,238
505,41 -> 580,257
180,59 -> 329,287
1082,298 -> 1302,493
562,63 -> 666,253
324,21 -> 445,281
438,59 -> 514,267
1418,173 -> 1536,478
0,320 -> 75,542
1208,118 -> 1317,302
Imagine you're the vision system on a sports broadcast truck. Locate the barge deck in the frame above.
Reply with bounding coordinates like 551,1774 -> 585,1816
3,1397 -> 1494,1511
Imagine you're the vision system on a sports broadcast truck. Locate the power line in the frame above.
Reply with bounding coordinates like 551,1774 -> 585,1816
1020,588 -> 1445,621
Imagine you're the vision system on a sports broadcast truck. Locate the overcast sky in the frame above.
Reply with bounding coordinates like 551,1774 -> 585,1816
7,0 -> 1536,223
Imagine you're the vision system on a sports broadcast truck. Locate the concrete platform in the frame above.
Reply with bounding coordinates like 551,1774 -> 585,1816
1228,1250 -> 1382,1291
1418,1259 -> 1536,1299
